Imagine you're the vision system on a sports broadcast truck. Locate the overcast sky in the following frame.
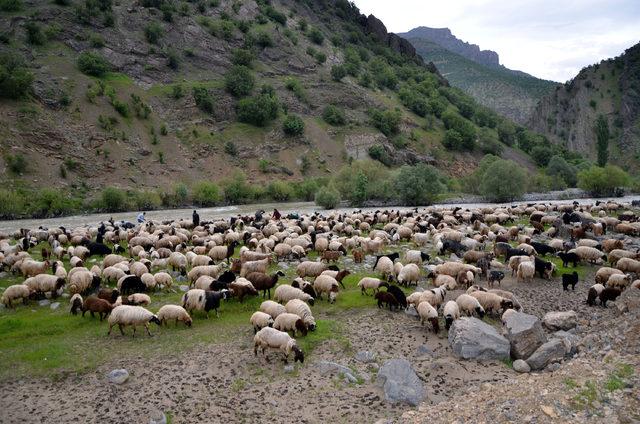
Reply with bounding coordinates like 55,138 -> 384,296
352,0 -> 640,82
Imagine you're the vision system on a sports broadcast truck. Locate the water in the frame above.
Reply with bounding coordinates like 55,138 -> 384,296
0,196 -> 638,234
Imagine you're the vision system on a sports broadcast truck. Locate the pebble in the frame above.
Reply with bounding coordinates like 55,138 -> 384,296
283,365 -> 295,373
540,405 -> 558,418
108,369 -> 129,384
355,350 -> 376,363
416,345 -> 432,357
179,285 -> 189,292
50,302 -> 60,310
38,299 -> 50,307
149,410 -> 166,424
513,359 -> 530,373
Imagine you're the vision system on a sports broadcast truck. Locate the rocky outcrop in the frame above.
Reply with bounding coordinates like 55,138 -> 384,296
376,358 -> 425,406
361,15 -> 422,66
448,317 -> 510,360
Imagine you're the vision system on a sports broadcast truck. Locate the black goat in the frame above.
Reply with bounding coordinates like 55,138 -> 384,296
562,272 -> 579,291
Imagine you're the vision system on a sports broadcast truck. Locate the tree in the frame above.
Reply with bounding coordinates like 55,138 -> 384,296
546,155 -> 577,187
282,115 -> 304,136
224,65 -> 254,97
352,171 -> 368,206
192,181 -> 221,206
497,121 -> 516,146
531,145 -> 553,166
393,164 -> 443,206
594,114 -> 609,167
443,129 -> 464,150
322,105 -> 346,126
578,165 -> 629,196
330,65 -> 347,82
0,53 -> 33,99
369,108 -> 401,136
77,51 -> 111,77
480,159 -> 527,202
101,187 -> 126,212
236,92 -> 279,126
315,186 -> 340,209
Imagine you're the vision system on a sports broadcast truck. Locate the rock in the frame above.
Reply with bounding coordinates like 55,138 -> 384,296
614,286 -> 640,313
108,369 -> 129,384
355,351 -> 376,363
416,345 -> 432,357
49,302 -> 60,310
502,311 -> 547,359
149,410 -> 167,424
513,359 -> 530,373
175,275 -> 188,283
38,299 -> 50,307
526,339 -> 565,371
448,317 -> 510,360
551,330 -> 580,356
376,358 -> 425,406
283,364 -> 295,373
179,285 -> 189,292
277,262 -> 289,270
317,361 -> 358,383
543,311 -> 577,331
540,405 -> 558,418
404,307 -> 419,317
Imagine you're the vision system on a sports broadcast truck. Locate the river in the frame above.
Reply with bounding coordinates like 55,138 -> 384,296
1,196 -> 638,234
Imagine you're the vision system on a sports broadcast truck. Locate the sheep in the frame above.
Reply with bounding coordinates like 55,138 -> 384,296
374,256 -> 395,281
1,284 -> 30,308
103,254 -> 129,268
375,291 -> 400,310
154,272 -> 173,289
239,246 -> 270,263
606,274 -> 632,290
455,294 -> 485,318
273,313 -> 308,336
607,249 -> 638,265
250,311 -> 274,333
140,273 -> 156,290
558,251 -> 579,268
462,250 -> 493,264
19,259 -> 51,277
534,257 -> 555,279
319,269 -> 350,289
456,270 -> 474,289
516,261 -> 535,283
595,267 -> 624,285
431,273 -> 457,290
70,293 -> 83,315
321,250 -> 343,263
313,275 -> 340,303
81,296 -> 114,321
274,285 -> 315,305
434,262 -> 480,278
386,285 -> 408,309
52,261 -> 67,279
240,258 -> 269,277
187,265 -> 223,284
568,246 -> 606,264
117,275 -> 147,295
632,280 -> 640,290
602,239 -> 624,253
357,277 -> 388,295
25,274 -> 67,297
97,288 -> 120,304
69,256 -> 84,268
246,271 -> 285,299
488,289 -> 523,312
416,301 -> 439,333
488,270 -> 504,287
615,257 -> 640,274
470,291 -> 513,315
103,266 -> 127,284
397,263 -> 420,287
194,275 -> 216,291
260,300 -> 287,319
291,277 -> 317,298
284,299 -> 316,331
599,287 -> 622,307
443,300 -> 460,330
562,272 -> 579,291
157,305 -> 192,327
127,293 -> 151,306
406,292 -> 423,309
405,250 -> 430,265
353,249 -> 364,263
509,255 -> 533,276
182,288 -> 230,318
253,327 -> 304,364
107,305 -> 161,337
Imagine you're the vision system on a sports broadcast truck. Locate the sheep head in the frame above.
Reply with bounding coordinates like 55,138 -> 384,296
292,345 -> 304,363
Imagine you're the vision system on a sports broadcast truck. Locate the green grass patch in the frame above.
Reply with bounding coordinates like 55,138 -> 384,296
548,256 -> 590,280
564,378 -> 578,389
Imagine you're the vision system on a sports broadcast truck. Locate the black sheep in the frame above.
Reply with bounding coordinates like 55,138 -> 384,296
562,272 -> 579,291
374,291 -> 399,310
203,290 -> 230,318
506,248 -> 528,260
488,270 -> 504,286
534,257 -> 554,279
385,285 -> 407,309
530,242 -> 555,256
599,287 -> 621,307
291,279 -> 317,299
209,270 -> 236,291
558,251 -> 579,268
586,286 -> 600,306
440,239 -> 467,256
87,241 -> 113,257
119,276 -> 146,295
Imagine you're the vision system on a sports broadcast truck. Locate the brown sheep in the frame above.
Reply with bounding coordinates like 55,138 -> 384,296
81,296 -> 114,321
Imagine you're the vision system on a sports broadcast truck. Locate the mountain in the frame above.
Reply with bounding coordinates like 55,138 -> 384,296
528,42 -> 640,167
400,27 -> 558,124
0,0 -> 538,204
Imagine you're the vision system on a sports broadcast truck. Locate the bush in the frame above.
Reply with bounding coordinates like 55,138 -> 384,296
193,86 -> 214,113
89,32 -> 105,47
144,22 -> 163,44
314,186 -> 340,209
477,128 -> 503,155
25,22 -> 46,45
224,140 -> 238,156
368,144 -> 392,166
497,120 -> 516,146
231,48 -> 255,67
133,190 -> 162,210
282,114 -> 304,136
253,29 -> 273,48
307,27 -> 324,45
192,181 -> 222,206
547,155 -> 577,187
330,65 -> 347,82
236,92 -> 279,126
264,5 -> 286,25
393,164 -> 443,206
0,189 -> 25,219
284,77 -> 305,101
322,105 -> 346,126
31,188 -> 79,217
531,145 -> 553,167
0,52 -> 33,99
443,129 -> 464,150
101,187 -> 127,211
479,159 -> 527,202
224,65 -> 254,97
5,153 -> 27,174
578,165 -> 630,196
166,48 -> 180,69
223,171 -> 253,204
266,181 -> 293,201
77,51 -> 111,76
0,0 -> 22,11
441,111 -> 475,150
369,108 -> 401,136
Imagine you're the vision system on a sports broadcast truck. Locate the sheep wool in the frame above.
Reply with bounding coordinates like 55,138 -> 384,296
416,301 -> 439,333
313,275 -> 339,303
253,327 -> 304,364
455,294 -> 485,318
443,301 -> 460,330
274,285 -> 314,305
397,263 -> 420,286
157,305 -> 192,327
1,284 -> 30,307
260,300 -> 287,319
250,311 -> 274,333
273,313 -> 308,336
357,277 -> 387,295
107,305 -> 161,337
285,299 -> 316,331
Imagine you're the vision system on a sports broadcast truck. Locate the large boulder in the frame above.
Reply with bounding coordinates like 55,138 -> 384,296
502,311 -> 547,359
448,317 -> 510,360
550,330 -> 580,356
543,311 -> 577,331
376,359 -> 425,406
614,286 -> 640,314
526,339 -> 565,371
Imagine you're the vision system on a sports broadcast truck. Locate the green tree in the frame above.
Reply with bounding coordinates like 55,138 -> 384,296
531,145 -> 553,166
224,65 -> 254,97
480,159 -> 527,202
144,21 -> 163,44
594,114 -> 609,167
352,171 -> 368,206
101,187 -> 126,211
192,181 -> 221,206
369,108 -> 401,136
546,155 -> 577,187
77,51 -> 111,77
314,186 -> 340,209
578,165 -> 629,196
282,115 -> 304,136
322,105 -> 346,126
393,164 -> 443,206
236,91 -> 279,126
0,53 -> 33,99
331,65 -> 347,82
497,120 -> 516,146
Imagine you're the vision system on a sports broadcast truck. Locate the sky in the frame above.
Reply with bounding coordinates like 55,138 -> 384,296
352,0 -> 640,82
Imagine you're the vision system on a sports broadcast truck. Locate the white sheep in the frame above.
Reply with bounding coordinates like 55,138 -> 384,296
357,277 -> 387,295
140,273 -> 156,290
455,294 -> 485,318
470,291 -> 513,315
168,252 -> 188,274
129,261 -> 149,278
416,301 -> 439,333
285,299 -> 316,331
103,266 -> 126,283
250,311 -> 274,333
107,305 -> 161,337
615,257 -> 640,274
434,262 -> 479,278
273,312 -> 308,336
187,265 -> 222,283
606,273 -> 632,290
259,300 -> 287,319
406,292 -> 423,309
296,261 -> 329,278
103,254 -> 129,268
397,263 -> 420,286
194,275 -> 215,290
568,246 -> 606,264
157,304 -> 192,327
488,289 -> 523,312
443,300 -> 460,330
19,259 -> 51,277
253,327 -> 304,364
432,274 -> 457,290
404,250 -> 428,265
1,284 -> 30,308
24,274 -> 66,296
375,256 -> 395,280
240,258 -> 269,277
313,275 -> 339,303
595,267 -> 624,285
516,261 -> 535,283
274,285 -> 315,305
127,293 -> 151,306
154,272 -> 173,289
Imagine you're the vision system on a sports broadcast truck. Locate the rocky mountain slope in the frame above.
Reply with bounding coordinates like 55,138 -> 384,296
400,27 -> 558,124
528,42 -> 640,167
0,0 -> 534,200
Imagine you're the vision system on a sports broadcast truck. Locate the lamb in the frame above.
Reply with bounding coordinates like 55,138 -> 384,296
375,291 -> 400,310
456,270 -> 474,289
154,272 -> 173,289
157,304 -> 192,327
599,287 -> 621,307
194,275 -> 216,290
587,284 -> 605,306
470,291 -> 513,315
295,261 -> 328,279
260,300 -> 287,319
405,250 -> 430,265
595,267 -> 624,285
274,285 -> 315,305
253,327 -> 304,364
182,288 -> 230,318
443,300 -> 460,330
1,284 -> 30,308
321,250 -> 343,263
313,275 -> 340,303
25,274 -> 67,297
488,270 -> 504,287
357,277 -> 389,295
568,246 -> 606,264
273,313 -> 308,336
249,312 -> 274,334
70,293 -> 83,315
455,294 -> 485,318
107,305 -> 161,337
246,271 -> 285,299
558,251 -> 579,268
606,273 -> 632,290
240,258 -> 269,277
397,263 -> 420,287
127,293 -> 151,306
406,292 -> 423,309
97,288 -> 120,304
516,261 -> 535,283
562,272 -> 579,291
615,257 -> 640,274
374,256 -> 395,281
488,289 -> 523,312
81,296 -> 114,321
352,249 -> 364,263
285,299 -> 316,331
416,301 -> 439,333
103,254 -> 129,268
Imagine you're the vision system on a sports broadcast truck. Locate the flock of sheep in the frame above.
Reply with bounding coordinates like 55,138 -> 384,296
1,199 -> 640,365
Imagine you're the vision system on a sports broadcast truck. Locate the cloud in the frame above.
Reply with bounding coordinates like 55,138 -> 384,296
352,0 -> 640,81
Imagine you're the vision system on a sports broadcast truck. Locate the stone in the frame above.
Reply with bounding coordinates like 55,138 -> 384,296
49,302 -> 60,310
376,359 -> 425,406
448,317 -> 510,360
502,311 -> 547,359
179,285 -> 189,292
277,262 -> 289,270
551,330 -> 580,356
540,405 -> 558,418
416,345 -> 432,357
283,365 -> 295,373
355,351 -> 376,363
513,359 -> 531,373
543,311 -> 577,331
526,339 -> 565,371
404,307 -> 419,317
108,369 -> 129,384
614,286 -> 640,314
175,275 -> 188,283
149,410 -> 167,424
38,299 -> 50,307
317,361 -> 358,383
